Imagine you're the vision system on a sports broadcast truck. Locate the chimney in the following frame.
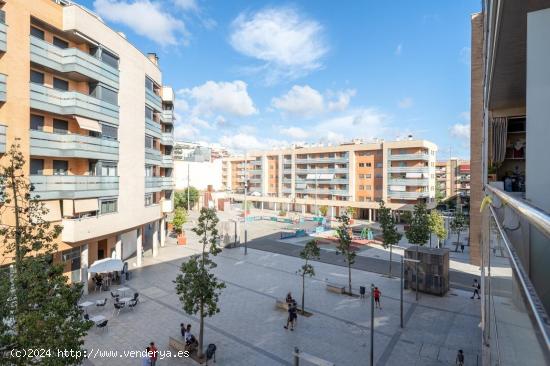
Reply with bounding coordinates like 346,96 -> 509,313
147,53 -> 159,65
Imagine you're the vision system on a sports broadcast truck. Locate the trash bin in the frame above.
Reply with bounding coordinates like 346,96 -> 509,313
360,286 -> 366,296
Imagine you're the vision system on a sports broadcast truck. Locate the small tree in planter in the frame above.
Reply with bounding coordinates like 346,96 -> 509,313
298,239 -> 320,314
278,210 -> 287,217
172,208 -> 187,245
378,200 -> 402,276
319,205 -> 328,217
174,208 -> 225,359
450,211 -> 466,252
336,214 -> 356,294
428,210 -> 447,248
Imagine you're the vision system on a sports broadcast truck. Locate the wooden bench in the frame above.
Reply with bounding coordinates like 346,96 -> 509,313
326,283 -> 345,294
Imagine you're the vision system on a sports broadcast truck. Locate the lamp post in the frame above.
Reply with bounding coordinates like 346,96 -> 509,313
400,257 -> 404,328
244,153 -> 248,255
370,283 -> 375,366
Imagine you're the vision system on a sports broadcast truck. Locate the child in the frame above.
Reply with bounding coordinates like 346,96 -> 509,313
373,287 -> 382,309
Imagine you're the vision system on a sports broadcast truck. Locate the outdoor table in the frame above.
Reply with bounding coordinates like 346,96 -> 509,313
78,301 -> 94,314
90,315 -> 106,325
117,287 -> 129,296
118,297 -> 132,304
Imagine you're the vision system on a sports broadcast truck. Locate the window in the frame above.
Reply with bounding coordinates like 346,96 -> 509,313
101,124 -> 118,140
365,174 -> 372,178
145,106 -> 153,120
366,163 -> 372,167
359,174 -> 365,179
365,185 -> 372,190
30,70 -> 44,84
100,49 -> 119,69
89,161 -> 97,175
145,165 -> 154,177
145,135 -> 154,149
100,199 -> 117,214
375,173 -> 383,178
53,119 -> 69,134
145,77 -> 154,92
376,163 -> 382,168
53,36 -> 69,49
144,193 -> 153,206
61,247 -> 81,283
30,115 -> 44,131
359,163 -> 364,167
89,83 -> 118,105
100,162 -> 117,177
53,160 -> 68,175
359,185 -> 364,190
30,26 -> 44,40
30,159 -> 44,175
53,77 -> 69,91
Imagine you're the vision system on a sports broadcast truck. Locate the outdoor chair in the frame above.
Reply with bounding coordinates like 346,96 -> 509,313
110,291 -> 119,300
133,292 -> 139,303
84,313 -> 90,321
96,298 -> 108,307
96,320 -> 108,332
128,299 -> 138,310
113,301 -> 125,316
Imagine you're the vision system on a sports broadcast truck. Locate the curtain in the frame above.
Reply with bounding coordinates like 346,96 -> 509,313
489,117 -> 508,166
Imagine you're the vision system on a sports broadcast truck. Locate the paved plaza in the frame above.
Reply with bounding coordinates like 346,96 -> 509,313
82,211 -> 482,366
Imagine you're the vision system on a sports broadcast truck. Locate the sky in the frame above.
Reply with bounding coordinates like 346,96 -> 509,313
80,0 -> 480,158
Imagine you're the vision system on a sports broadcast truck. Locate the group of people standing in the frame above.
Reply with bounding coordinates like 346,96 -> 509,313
140,342 -> 158,366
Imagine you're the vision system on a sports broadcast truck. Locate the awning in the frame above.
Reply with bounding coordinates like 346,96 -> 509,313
63,199 -> 74,217
89,258 -> 124,274
42,200 -> 62,222
74,116 -> 101,132
74,198 -> 99,213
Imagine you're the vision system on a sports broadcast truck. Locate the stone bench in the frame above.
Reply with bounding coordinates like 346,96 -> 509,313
326,283 -> 345,294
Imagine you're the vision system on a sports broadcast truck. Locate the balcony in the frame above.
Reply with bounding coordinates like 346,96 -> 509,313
145,117 -> 162,139
30,175 -> 119,200
161,155 -> 173,167
389,178 -> 429,186
145,88 -> 162,111
0,73 -> 6,102
0,124 -> 6,153
388,153 -> 430,161
161,132 -> 174,146
145,176 -> 163,193
30,130 -> 119,161
0,10 -> 6,52
30,36 -> 119,89
161,110 -> 174,124
249,178 -> 262,183
295,168 -> 348,174
387,191 -> 429,200
387,166 -> 429,174
30,83 -> 119,125
294,157 -> 348,164
145,147 -> 162,165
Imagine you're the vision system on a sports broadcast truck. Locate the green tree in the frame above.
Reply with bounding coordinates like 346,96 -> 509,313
346,207 -> 356,219
335,214 -> 356,294
171,208 -> 187,235
428,210 -> 447,248
298,239 -> 320,314
405,202 -> 430,246
174,208 -> 225,358
0,144 -> 91,365
319,205 -> 328,217
435,185 -> 446,204
400,210 -> 412,225
450,211 -> 467,252
174,187 -> 200,210
378,201 -> 402,276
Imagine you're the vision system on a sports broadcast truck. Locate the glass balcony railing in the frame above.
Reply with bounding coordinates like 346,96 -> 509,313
483,185 -> 550,365
388,153 -> 430,161
387,166 -> 429,173
161,155 -> 173,167
145,147 -> 162,165
0,73 -> 6,102
145,117 -> 162,138
30,130 -> 119,161
30,175 -> 119,200
145,176 -> 173,192
387,191 -> 429,200
0,10 -> 6,52
161,132 -> 174,146
30,36 -> 119,89
389,178 -> 429,186
0,124 -> 6,153
145,88 -> 162,111
161,110 -> 174,124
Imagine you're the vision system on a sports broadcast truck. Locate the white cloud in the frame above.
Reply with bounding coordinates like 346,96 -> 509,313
173,0 -> 198,11
315,108 -> 389,144
272,85 -> 324,117
398,97 -> 414,109
395,43 -> 403,56
459,111 -> 470,122
230,7 -> 328,83
280,126 -> 309,139
218,133 -> 289,152
93,0 -> 188,46
179,80 -> 257,117
327,89 -> 356,112
450,123 -> 470,140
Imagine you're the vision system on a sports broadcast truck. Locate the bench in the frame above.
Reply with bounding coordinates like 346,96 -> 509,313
168,336 -> 197,355
326,283 -> 345,294
275,299 -> 290,311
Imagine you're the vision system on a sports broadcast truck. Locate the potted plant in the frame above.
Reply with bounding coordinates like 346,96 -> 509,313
172,208 -> 187,245
319,205 -> 328,217
279,210 -> 287,217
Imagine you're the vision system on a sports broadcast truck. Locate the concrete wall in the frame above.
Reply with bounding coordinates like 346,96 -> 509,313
174,159 -> 223,191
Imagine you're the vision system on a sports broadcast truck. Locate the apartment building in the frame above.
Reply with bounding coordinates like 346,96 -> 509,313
0,0 -> 174,291
222,139 -> 437,219
435,158 -> 471,200
471,1 -> 550,363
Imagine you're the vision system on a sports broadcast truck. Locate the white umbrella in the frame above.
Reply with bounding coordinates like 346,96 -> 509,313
89,258 -> 124,274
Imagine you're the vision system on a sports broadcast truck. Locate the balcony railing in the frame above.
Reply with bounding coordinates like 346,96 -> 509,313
483,185 -> 550,364
30,83 -> 119,125
387,191 -> 429,200
0,10 -> 6,52
30,36 -> 119,89
161,155 -> 173,167
30,175 -> 119,199
145,88 -> 162,111
145,176 -> 173,192
294,157 -> 348,164
0,73 -> 6,102
161,132 -> 174,146
295,168 -> 348,174
145,117 -> 162,139
388,153 -> 430,161
0,124 -> 6,153
387,166 -> 429,174
389,178 -> 429,186
161,110 -> 174,124
30,130 -> 119,161
145,147 -> 162,165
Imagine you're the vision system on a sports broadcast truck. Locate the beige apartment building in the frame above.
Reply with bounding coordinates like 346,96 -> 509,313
0,0 -> 175,291
435,158 -> 470,200
222,139 -> 438,219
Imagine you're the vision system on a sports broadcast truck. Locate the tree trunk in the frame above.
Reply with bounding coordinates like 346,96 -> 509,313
429,233 -> 432,248
389,245 -> 392,276
301,273 -> 305,314
455,231 -> 460,252
348,262 -> 352,295
198,303 -> 204,358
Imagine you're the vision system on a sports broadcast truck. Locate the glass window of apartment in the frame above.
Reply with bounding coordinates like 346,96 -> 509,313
100,199 -> 117,214
145,135 -> 154,149
375,173 -> 383,178
89,161 -> 97,175
145,106 -> 153,120
359,185 -> 364,190
61,247 -> 81,283
366,163 -> 372,167
53,160 -> 68,175
53,77 -> 69,91
30,70 -> 44,84
30,159 -> 44,175
359,174 -> 364,179
30,114 -> 44,131
144,193 -> 153,206
53,36 -> 69,49
376,162 -> 382,168
100,49 -> 119,69
101,124 -> 118,140
100,162 -> 117,176
30,26 -> 44,40
100,86 -> 118,105
359,163 -> 365,167
53,119 -> 69,134
145,165 -> 154,177
145,76 -> 154,92
365,174 -> 372,178
365,185 -> 372,190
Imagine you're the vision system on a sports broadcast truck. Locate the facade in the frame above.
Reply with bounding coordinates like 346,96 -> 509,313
0,0 -> 174,291
222,139 -> 438,219
173,141 -> 229,162
471,1 -> 550,364
435,158 -> 470,200
173,142 -> 227,191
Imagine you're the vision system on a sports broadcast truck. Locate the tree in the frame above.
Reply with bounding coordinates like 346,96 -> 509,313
428,210 -> 447,248
335,214 -> 356,294
435,185 -> 446,204
450,211 -> 467,252
346,207 -> 356,219
298,239 -> 320,314
171,208 -> 187,235
319,205 -> 328,217
405,202 -> 430,246
174,208 -> 225,358
174,187 -> 199,210
400,210 -> 412,225
0,144 -> 91,365
378,201 -> 402,276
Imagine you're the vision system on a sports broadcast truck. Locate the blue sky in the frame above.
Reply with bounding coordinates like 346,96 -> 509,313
81,0 -> 480,158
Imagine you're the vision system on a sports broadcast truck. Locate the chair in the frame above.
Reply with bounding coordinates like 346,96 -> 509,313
96,298 -> 108,307
133,292 -> 139,303
128,299 -> 138,310
96,320 -> 108,332
113,301 -> 125,316
110,291 -> 119,300
84,313 -> 90,320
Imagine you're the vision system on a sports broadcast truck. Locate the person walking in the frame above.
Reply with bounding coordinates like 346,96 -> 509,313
284,300 -> 297,331
456,349 -> 465,365
373,287 -> 382,309
149,342 -> 158,366
471,279 -> 481,299
141,347 -> 152,366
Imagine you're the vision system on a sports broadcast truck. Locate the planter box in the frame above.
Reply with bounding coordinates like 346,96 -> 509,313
177,234 -> 187,245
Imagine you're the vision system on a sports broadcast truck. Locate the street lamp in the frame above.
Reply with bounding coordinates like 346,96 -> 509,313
244,153 -> 248,256
370,283 -> 375,366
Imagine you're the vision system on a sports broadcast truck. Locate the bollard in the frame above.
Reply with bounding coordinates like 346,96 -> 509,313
370,283 -> 374,366
294,347 -> 299,366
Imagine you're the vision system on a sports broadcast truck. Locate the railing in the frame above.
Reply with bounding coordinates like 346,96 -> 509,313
388,153 -> 430,161
145,117 -> 162,138
30,175 -> 119,199
145,147 -> 162,164
30,130 -> 119,160
294,157 -> 348,164
387,166 -> 429,173
0,124 -> 6,153
145,88 -> 162,111
0,73 -> 6,102
295,168 -> 348,174
161,132 -> 174,146
389,178 -> 429,186
0,10 -> 6,52
483,184 -> 550,365
161,110 -> 174,123
387,191 -> 429,199
161,155 -> 173,167
145,176 -> 173,192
